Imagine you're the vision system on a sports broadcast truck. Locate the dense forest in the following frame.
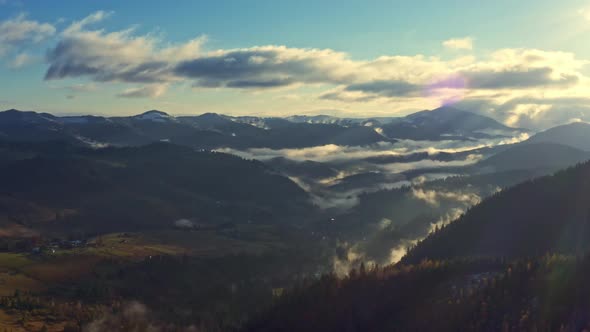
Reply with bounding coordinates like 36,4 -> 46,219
403,161 -> 590,263
0,140 -> 313,234
244,255 -> 590,332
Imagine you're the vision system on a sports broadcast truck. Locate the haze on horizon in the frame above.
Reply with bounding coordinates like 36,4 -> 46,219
2,0 -> 590,129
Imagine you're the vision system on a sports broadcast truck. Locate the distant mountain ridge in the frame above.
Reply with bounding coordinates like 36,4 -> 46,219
0,107 -> 527,150
380,106 -> 526,140
475,142 -> 590,173
0,109 -> 391,149
524,121 -> 590,151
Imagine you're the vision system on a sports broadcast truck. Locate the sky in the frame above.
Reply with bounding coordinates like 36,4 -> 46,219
2,0 -> 590,129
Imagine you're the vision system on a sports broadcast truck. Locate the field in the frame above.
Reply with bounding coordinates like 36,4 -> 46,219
0,224 -> 306,331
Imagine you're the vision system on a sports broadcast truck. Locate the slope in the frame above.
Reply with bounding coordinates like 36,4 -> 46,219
402,160 -> 590,263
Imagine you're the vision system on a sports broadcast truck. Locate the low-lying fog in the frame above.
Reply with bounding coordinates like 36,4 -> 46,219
217,133 -> 531,273
217,134 -> 529,163
217,133 -> 528,210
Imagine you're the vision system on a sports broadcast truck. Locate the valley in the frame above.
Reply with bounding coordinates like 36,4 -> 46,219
4,3 -> 590,330
0,106 -> 587,330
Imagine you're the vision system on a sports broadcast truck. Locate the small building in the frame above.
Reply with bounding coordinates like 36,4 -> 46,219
70,240 -> 83,247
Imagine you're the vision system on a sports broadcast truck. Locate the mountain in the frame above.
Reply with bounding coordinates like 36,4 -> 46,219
0,109 -> 395,149
178,112 -> 264,136
284,115 -> 398,127
131,110 -> 174,122
524,121 -> 590,151
180,114 -> 377,147
380,106 -> 525,140
263,123 -> 388,148
475,142 -> 590,173
0,109 -> 76,143
286,115 -> 343,124
402,160 -> 590,263
0,107 -> 529,151
0,140 -> 313,234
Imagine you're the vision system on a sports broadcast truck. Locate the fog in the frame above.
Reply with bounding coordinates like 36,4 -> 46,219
218,132 -> 526,276
215,133 -> 529,163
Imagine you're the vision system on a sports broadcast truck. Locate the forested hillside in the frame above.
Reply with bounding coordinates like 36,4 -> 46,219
403,161 -> 590,263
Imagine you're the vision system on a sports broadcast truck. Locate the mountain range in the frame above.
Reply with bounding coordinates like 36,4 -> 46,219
524,121 -> 590,151
0,106 -> 526,150
1,105 -> 590,330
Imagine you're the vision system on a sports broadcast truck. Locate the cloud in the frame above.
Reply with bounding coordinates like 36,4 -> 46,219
217,135 -> 526,164
8,52 -> 35,68
0,13 -> 55,46
117,84 -> 167,98
319,88 -> 377,102
65,83 -> 97,92
344,80 -> 422,97
45,11 -> 207,83
46,13 -> 360,90
378,154 -> 483,174
464,67 -> 578,89
175,46 -> 357,88
412,188 -> 481,207
35,11 -> 590,129
320,49 -> 585,108
388,239 -> 418,264
428,207 -> 465,233
0,14 -> 55,62
456,96 -> 590,129
63,10 -> 112,34
443,37 -> 474,50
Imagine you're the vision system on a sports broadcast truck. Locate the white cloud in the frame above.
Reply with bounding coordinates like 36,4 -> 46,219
0,13 -> 55,45
63,10 -> 112,34
428,208 -> 466,233
443,37 -> 474,50
45,11 -> 207,85
8,52 -> 35,68
0,14 -> 55,65
378,155 -> 483,174
117,84 -> 168,98
412,188 -> 481,207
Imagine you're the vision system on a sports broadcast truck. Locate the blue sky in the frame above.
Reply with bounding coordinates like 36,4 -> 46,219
1,0 -> 590,129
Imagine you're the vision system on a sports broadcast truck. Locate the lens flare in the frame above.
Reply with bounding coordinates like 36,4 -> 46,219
425,73 -> 468,106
